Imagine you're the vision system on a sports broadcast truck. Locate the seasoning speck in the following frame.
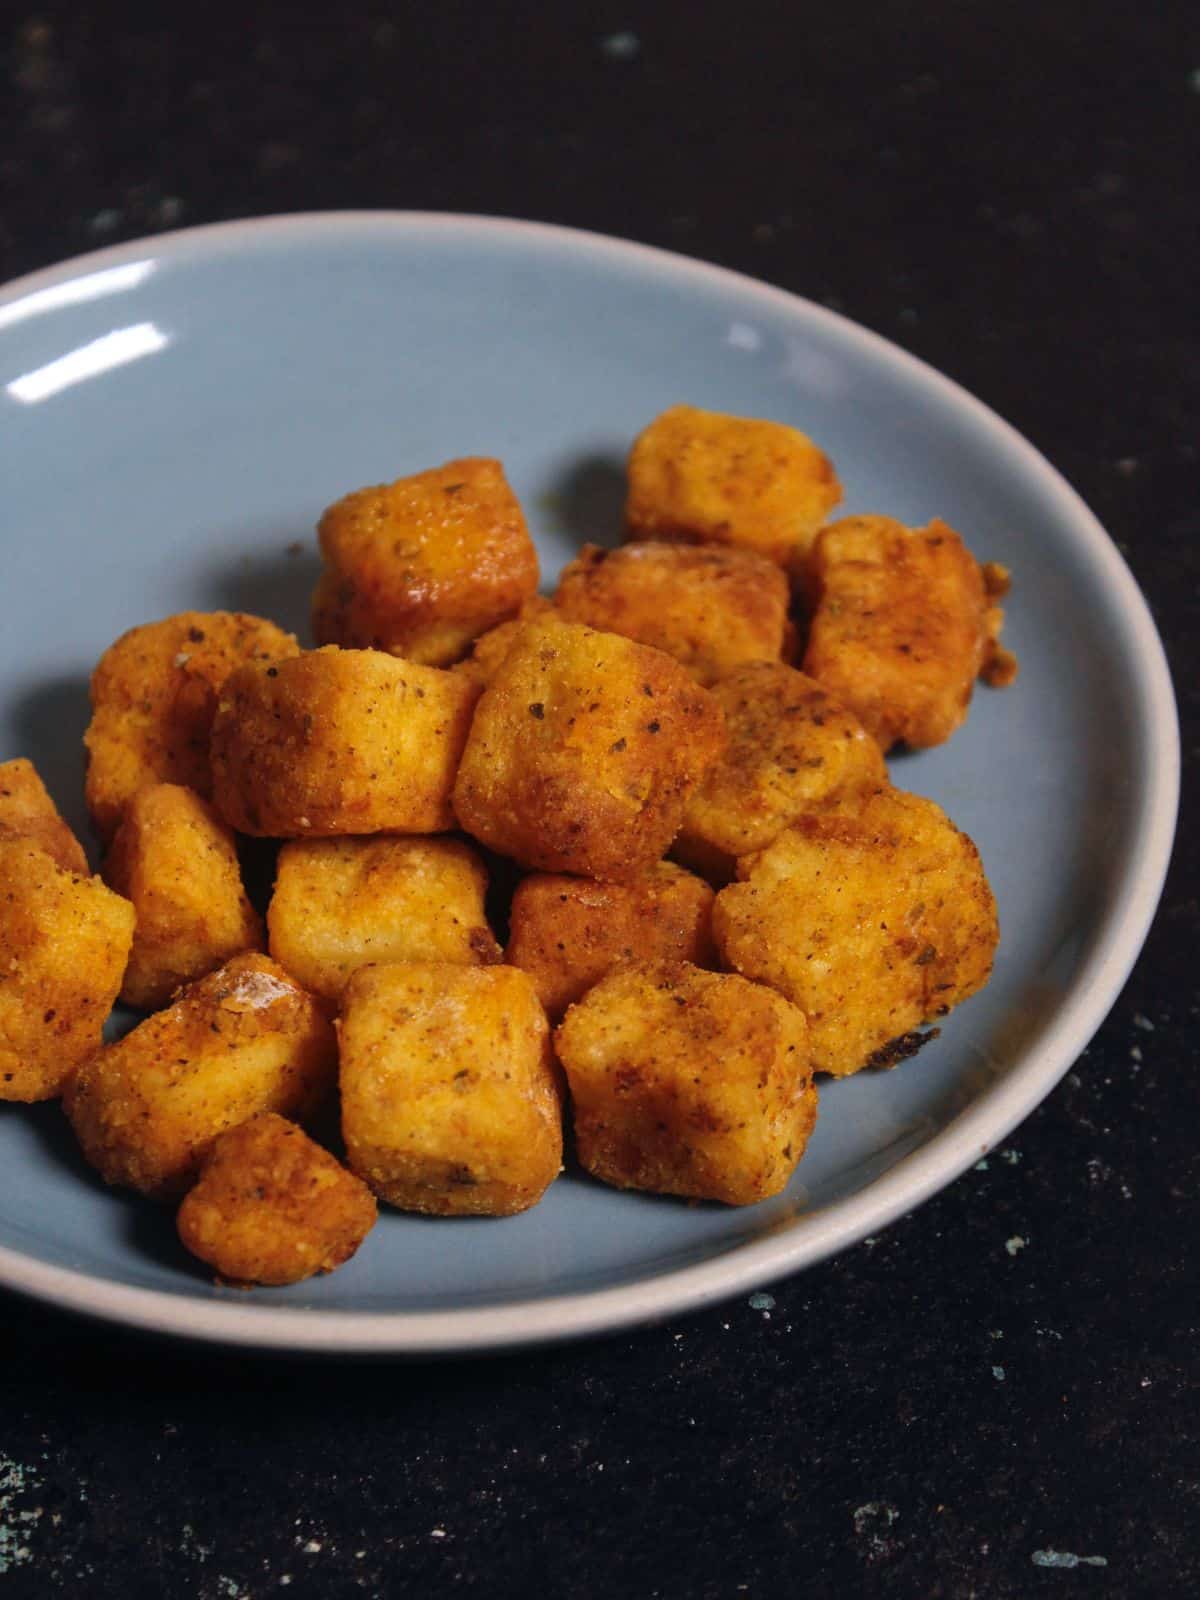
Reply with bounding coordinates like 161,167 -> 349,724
748,1291 -> 775,1311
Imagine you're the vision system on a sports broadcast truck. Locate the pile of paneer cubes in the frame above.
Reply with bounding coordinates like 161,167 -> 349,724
0,404 -> 1015,1287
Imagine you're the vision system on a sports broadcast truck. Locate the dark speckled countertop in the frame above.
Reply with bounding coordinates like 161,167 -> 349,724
0,3 -> 1197,1596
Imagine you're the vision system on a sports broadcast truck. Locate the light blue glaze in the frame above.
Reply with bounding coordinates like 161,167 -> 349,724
0,216 -> 1177,1350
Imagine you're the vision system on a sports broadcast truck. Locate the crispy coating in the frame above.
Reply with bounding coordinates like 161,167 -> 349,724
0,841 -> 134,1101
0,758 -> 88,874
625,404 -> 842,566
554,961 -> 815,1205
102,783 -> 263,1010
452,615 -> 726,881
339,962 -> 562,1216
84,611 -> 299,841
312,457 -> 540,665
712,787 -> 998,1077
554,541 -> 790,685
451,595 -> 558,688
674,663 -> 888,883
63,952 -> 336,1199
802,516 -> 1012,750
505,862 -> 715,1021
177,1113 -> 377,1286
210,646 -> 480,837
268,835 -> 501,1002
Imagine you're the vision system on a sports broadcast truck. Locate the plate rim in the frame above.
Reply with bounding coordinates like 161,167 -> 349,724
0,209 -> 1180,1353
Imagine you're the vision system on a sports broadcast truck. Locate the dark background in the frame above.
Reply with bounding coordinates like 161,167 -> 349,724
1,3 -> 1197,1595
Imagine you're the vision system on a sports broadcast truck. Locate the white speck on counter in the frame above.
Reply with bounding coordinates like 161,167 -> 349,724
302,1540 -> 322,1554
1001,1148 -> 1022,1165
1032,1549 -> 1108,1568
749,1291 -> 775,1312
1005,1235 -> 1028,1256
975,1157 -> 990,1170
430,1528 -> 448,1540
1133,1012 -> 1155,1031
600,31 -> 640,60
992,1365 -> 1006,1381
0,1455 -> 43,1574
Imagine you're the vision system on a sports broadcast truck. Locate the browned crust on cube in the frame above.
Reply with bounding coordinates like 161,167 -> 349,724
0,758 -> 88,874
84,611 -> 299,840
505,862 -> 715,1020
313,457 -> 540,665
452,615 -> 726,881
0,840 -> 134,1101
102,783 -> 263,1010
176,1112 -> 377,1286
554,541 -> 790,684
210,646 -> 480,837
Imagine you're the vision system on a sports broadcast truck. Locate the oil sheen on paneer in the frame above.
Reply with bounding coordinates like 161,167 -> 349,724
451,595 -> 558,688
505,862 -> 715,1021
177,1113 -> 377,1286
554,961 -> 815,1206
803,515 -> 1012,750
210,646 -> 479,837
625,404 -> 842,567
268,835 -> 501,1002
103,783 -> 263,1010
674,663 -> 888,883
712,787 -> 998,1078
64,953 -> 336,1200
0,840 -> 134,1101
0,758 -> 88,875
84,610 -> 299,841
554,542 -> 790,685
313,457 -> 540,666
339,963 -> 562,1216
452,615 -> 726,881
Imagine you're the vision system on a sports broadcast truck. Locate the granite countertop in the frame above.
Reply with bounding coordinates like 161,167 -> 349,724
0,4 -> 1196,1595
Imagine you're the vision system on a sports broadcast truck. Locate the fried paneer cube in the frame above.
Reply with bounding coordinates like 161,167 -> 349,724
339,963 -> 562,1216
554,542 -> 790,685
0,758 -> 87,874
505,862 -> 715,1021
452,615 -> 726,881
64,953 -> 336,1199
0,841 -> 134,1101
802,515 -> 1010,750
312,457 -> 540,666
210,647 -> 479,837
102,783 -> 263,1010
674,663 -> 888,883
554,961 -> 815,1205
268,835 -> 501,1002
625,404 -> 842,567
84,611 -> 299,840
713,787 -> 998,1077
452,595 -> 558,688
177,1113 -> 377,1286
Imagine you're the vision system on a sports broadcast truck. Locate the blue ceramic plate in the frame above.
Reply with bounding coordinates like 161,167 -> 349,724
0,215 -> 1178,1352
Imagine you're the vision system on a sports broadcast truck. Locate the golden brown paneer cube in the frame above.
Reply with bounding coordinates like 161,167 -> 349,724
625,404 -> 842,567
0,841 -> 134,1102
177,1113 -> 377,1286
674,663 -> 888,883
210,647 -> 479,837
268,835 -> 500,1003
102,783 -> 263,1010
0,758 -> 88,875
452,615 -> 726,881
554,961 -> 815,1206
84,611 -> 299,841
339,962 -> 562,1216
554,542 -> 790,686
505,862 -> 715,1021
312,457 -> 540,666
802,515 -> 1011,750
712,786 -> 998,1078
452,595 -> 558,688
64,953 -> 336,1200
